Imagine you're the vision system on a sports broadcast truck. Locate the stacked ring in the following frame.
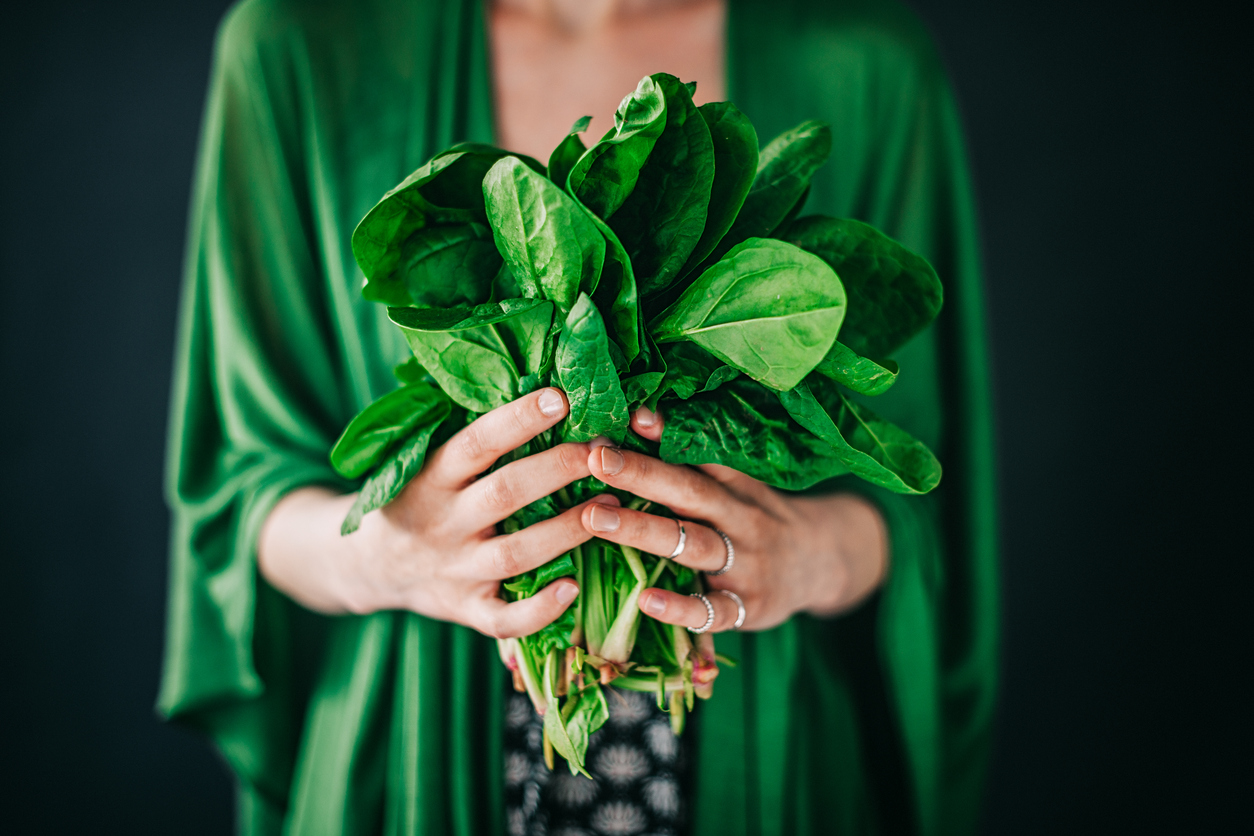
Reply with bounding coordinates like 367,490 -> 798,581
688,593 -> 715,634
717,589 -> 746,630
707,529 -> 735,576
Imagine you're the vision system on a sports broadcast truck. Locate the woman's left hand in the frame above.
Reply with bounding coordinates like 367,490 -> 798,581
580,407 -> 891,633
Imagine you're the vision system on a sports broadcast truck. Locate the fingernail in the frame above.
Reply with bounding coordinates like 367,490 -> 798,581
588,435 -> 614,450
635,406 -> 658,427
599,446 -> 625,476
555,582 -> 579,605
588,505 -> 620,533
538,388 -> 565,417
641,591 -> 666,616
590,494 -> 621,507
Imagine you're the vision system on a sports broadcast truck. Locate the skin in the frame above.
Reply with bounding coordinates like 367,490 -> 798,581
258,0 -> 890,636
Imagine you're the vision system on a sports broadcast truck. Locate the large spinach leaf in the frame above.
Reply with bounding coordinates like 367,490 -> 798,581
778,377 -> 941,494
397,222 -> 501,307
484,156 -> 606,315
650,238 -> 845,390
388,298 -> 554,412
659,342 -> 739,400
608,74 -> 714,300
567,76 -> 667,220
698,120 -> 832,267
330,379 -> 447,479
353,144 -> 543,304
555,294 -> 630,443
660,378 -> 849,490
678,101 -> 758,277
585,211 -> 642,366
784,215 -> 943,358
341,395 -> 454,534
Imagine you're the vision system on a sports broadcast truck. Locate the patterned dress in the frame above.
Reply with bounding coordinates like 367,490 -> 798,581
504,686 -> 693,836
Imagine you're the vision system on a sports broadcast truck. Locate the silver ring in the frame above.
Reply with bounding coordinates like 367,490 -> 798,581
717,590 -> 746,630
667,520 -> 687,560
707,529 -> 735,576
688,593 -> 715,634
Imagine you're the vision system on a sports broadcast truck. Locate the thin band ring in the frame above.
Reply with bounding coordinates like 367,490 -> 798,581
707,529 -> 735,576
688,593 -> 715,634
717,590 -> 746,630
667,520 -> 687,560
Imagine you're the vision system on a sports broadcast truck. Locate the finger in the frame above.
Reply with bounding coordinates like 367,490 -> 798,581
468,496 -> 619,581
638,587 -> 739,633
631,406 -> 664,442
476,579 -> 580,639
427,388 -> 569,488
581,505 -> 730,573
457,441 -> 593,530
588,446 -> 736,520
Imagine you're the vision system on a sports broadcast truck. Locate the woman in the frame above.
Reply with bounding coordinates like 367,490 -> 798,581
159,0 -> 998,834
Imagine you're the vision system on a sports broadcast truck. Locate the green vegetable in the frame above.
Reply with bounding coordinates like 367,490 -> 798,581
332,73 -> 946,772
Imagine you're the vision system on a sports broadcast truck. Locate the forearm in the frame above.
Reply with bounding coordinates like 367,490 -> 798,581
258,486 -> 361,615
796,492 -> 889,618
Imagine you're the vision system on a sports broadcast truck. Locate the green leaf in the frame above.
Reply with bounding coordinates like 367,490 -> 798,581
702,120 -> 832,265
585,212 -> 642,366
777,378 -> 941,494
813,341 -> 899,396
660,378 -> 850,490
608,74 -> 715,299
330,380 -> 447,479
555,294 -> 630,443
484,156 -> 606,315
563,684 -> 610,772
567,75 -> 667,220
392,357 -> 428,384
651,238 -> 845,390
352,144 -> 542,302
678,101 -> 759,277
341,396 -> 454,534
659,342 -> 739,400
396,222 -> 502,307
504,552 -> 576,597
547,116 -> 592,191
784,215 -> 943,358
388,299 -> 555,412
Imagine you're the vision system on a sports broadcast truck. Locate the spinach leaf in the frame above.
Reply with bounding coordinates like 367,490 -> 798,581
678,101 -> 758,277
608,74 -> 714,300
563,685 -> 610,774
397,222 -> 502,307
567,76 -> 667,220
586,212 -> 642,365
353,144 -> 543,304
330,379 -> 447,479
659,342 -> 739,400
813,341 -> 899,396
660,378 -> 850,490
341,395 -> 454,534
548,115 -> 592,191
392,356 -> 428,384
388,299 -> 554,412
555,294 -> 630,443
784,215 -> 943,358
778,378 -> 941,494
650,238 -> 845,390
700,120 -> 832,267
484,156 -> 606,315
504,552 -> 576,596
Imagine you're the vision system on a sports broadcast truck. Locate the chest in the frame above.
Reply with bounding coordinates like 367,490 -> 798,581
488,1 -> 726,160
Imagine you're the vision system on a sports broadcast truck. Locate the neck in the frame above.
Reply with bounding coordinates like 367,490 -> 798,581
494,0 -> 707,34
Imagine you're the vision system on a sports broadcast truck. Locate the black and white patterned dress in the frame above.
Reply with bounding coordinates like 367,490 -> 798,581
503,687 -> 693,836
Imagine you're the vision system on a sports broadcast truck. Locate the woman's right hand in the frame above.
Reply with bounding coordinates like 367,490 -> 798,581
259,387 -> 615,639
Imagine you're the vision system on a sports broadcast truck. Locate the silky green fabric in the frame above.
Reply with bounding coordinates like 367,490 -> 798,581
159,1 -> 998,834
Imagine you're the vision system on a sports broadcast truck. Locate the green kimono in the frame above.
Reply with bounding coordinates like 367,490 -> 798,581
159,0 -> 998,833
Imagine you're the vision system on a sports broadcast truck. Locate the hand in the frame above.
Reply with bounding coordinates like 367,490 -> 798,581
578,406 -> 889,633
260,388 -> 617,639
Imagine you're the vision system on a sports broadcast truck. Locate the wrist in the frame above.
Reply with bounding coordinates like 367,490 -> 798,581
798,492 -> 888,618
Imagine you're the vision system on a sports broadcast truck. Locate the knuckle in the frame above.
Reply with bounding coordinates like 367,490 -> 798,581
554,443 -> 585,476
454,425 -> 487,463
488,539 -> 522,579
480,475 -> 516,513
482,611 -> 511,640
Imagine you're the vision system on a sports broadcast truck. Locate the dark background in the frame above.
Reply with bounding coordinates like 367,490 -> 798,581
1,1 -> 1248,833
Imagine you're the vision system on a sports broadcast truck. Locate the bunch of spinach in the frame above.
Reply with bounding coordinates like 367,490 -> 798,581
329,74 -> 944,775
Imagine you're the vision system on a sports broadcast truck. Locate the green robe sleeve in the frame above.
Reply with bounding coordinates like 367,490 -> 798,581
157,4 -> 353,825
